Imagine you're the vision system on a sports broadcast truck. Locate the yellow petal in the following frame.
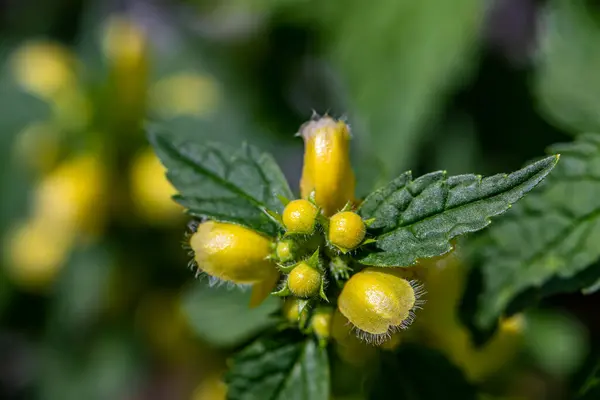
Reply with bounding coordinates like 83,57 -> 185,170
190,221 -> 277,284
249,270 -> 280,308
299,116 -> 355,216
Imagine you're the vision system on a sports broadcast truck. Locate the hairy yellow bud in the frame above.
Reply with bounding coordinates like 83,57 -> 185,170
282,199 -> 318,234
300,116 -> 355,216
190,221 -> 276,284
328,211 -> 366,250
287,262 -> 322,298
338,268 -> 417,340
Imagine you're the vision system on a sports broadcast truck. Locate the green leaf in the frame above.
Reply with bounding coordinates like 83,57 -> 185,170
323,0 -> 483,184
358,155 -> 559,266
226,330 -> 329,400
534,0 -> 600,134
148,128 -> 293,236
524,312 -> 588,378
181,281 -> 280,348
472,134 -> 600,328
369,344 -> 477,400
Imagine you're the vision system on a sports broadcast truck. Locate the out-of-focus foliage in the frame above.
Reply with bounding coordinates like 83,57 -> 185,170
470,134 -> 600,330
534,0 -> 600,134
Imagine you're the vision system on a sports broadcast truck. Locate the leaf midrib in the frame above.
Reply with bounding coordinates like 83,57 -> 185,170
378,160 -> 556,242
159,135 -> 269,214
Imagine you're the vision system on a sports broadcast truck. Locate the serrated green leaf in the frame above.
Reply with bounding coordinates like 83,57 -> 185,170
148,128 -> 293,236
358,155 -> 558,266
369,344 -> 477,400
472,134 -> 600,328
226,330 -> 329,400
534,0 -> 600,134
181,282 -> 280,348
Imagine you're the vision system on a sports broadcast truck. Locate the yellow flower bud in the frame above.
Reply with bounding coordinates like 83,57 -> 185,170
311,309 -> 333,340
328,211 -> 366,250
275,240 -> 295,263
338,268 -> 418,341
287,262 -> 322,298
299,116 -> 355,216
282,199 -> 318,234
190,221 -> 276,284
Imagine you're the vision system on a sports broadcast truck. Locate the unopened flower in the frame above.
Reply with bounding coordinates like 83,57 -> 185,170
299,116 -> 355,216
287,262 -> 322,298
190,221 -> 277,285
282,199 -> 319,235
328,211 -> 366,251
338,267 -> 424,343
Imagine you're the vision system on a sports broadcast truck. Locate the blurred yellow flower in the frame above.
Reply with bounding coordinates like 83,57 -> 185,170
13,122 -> 61,172
3,153 -> 107,291
414,253 -> 524,382
330,310 -> 376,366
101,15 -> 147,69
150,72 -> 220,118
4,218 -> 72,291
11,41 -> 77,99
135,291 -> 197,361
191,373 -> 227,400
130,147 -> 182,223
34,154 -> 106,235
11,40 -> 91,131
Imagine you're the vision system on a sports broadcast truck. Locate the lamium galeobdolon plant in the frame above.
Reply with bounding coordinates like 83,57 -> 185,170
149,114 -> 558,400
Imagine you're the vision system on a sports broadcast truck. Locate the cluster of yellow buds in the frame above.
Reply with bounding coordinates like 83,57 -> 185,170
186,115 -> 423,345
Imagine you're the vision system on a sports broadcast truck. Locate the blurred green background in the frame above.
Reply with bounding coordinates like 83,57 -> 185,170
0,0 -> 598,399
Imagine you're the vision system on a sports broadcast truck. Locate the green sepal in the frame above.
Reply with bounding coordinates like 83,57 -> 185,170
271,285 -> 291,297
363,218 -> 377,227
340,201 -> 354,212
276,262 -> 296,274
305,248 -> 321,269
319,277 -> 328,302
361,238 -> 377,246
277,194 -> 291,207
262,207 -> 284,227
329,257 -> 352,282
